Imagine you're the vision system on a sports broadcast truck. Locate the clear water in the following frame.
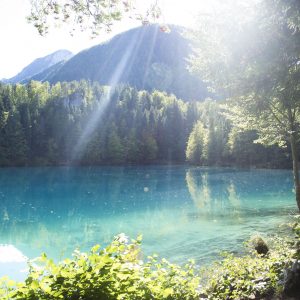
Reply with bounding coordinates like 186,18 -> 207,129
0,166 -> 296,280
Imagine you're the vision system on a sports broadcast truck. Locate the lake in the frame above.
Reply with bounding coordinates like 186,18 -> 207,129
0,166 -> 296,280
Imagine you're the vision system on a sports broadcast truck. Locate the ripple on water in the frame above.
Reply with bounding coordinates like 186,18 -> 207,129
0,166 -> 296,279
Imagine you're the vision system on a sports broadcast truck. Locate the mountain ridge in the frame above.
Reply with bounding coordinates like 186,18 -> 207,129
6,49 -> 73,84
26,25 -> 207,101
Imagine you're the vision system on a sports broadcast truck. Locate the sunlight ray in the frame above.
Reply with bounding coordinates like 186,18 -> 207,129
71,28 -> 148,161
141,25 -> 159,89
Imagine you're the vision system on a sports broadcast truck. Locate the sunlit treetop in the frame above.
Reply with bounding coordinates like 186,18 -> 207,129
190,0 -> 300,100
27,0 -> 166,37
189,0 -> 300,209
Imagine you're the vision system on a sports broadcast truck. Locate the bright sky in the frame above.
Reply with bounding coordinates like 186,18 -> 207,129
0,0 -> 210,79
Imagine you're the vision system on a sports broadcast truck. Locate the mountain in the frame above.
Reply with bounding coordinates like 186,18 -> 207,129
23,61 -> 66,83
7,50 -> 73,84
29,25 -> 207,101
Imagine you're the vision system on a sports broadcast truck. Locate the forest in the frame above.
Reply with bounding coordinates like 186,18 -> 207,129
0,80 -> 291,168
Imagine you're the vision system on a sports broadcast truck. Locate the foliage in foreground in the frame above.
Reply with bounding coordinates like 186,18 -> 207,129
202,239 -> 293,299
0,234 -> 200,300
202,219 -> 300,300
0,222 -> 299,300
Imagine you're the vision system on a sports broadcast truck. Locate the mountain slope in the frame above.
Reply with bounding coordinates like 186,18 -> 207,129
41,25 -> 207,101
21,61 -> 66,83
8,50 -> 73,84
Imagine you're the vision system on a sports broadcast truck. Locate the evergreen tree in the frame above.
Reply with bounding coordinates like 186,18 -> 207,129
186,121 -> 208,165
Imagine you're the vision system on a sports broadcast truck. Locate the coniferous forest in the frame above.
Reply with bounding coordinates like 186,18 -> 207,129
0,80 -> 291,168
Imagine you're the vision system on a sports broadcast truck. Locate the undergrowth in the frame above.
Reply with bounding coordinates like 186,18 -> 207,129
0,217 -> 299,300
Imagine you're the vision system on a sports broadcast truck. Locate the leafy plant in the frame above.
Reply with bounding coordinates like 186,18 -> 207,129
0,234 -> 200,300
200,223 -> 300,300
1,224 -> 299,300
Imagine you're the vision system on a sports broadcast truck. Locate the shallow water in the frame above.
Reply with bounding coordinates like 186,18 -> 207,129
0,166 -> 296,280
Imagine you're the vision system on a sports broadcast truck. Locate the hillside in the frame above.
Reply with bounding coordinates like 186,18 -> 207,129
7,50 -> 73,83
23,61 -> 66,83
30,25 -> 207,101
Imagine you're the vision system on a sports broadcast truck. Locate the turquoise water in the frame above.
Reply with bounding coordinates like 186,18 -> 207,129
0,166 -> 296,280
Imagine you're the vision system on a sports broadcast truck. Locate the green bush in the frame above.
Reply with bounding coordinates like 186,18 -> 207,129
0,220 -> 299,300
0,234 -> 200,300
200,219 -> 300,300
201,241 -> 293,299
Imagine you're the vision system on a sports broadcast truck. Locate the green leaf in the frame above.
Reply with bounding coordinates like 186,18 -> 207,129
162,287 -> 174,297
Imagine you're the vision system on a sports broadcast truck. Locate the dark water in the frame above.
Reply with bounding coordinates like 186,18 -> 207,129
0,166 -> 296,280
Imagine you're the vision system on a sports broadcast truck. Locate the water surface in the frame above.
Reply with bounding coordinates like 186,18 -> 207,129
0,166 -> 296,280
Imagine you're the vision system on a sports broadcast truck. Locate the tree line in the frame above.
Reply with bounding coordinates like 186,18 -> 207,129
0,80 -> 291,167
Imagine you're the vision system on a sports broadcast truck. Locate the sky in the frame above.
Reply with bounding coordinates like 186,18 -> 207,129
0,0 -> 209,79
